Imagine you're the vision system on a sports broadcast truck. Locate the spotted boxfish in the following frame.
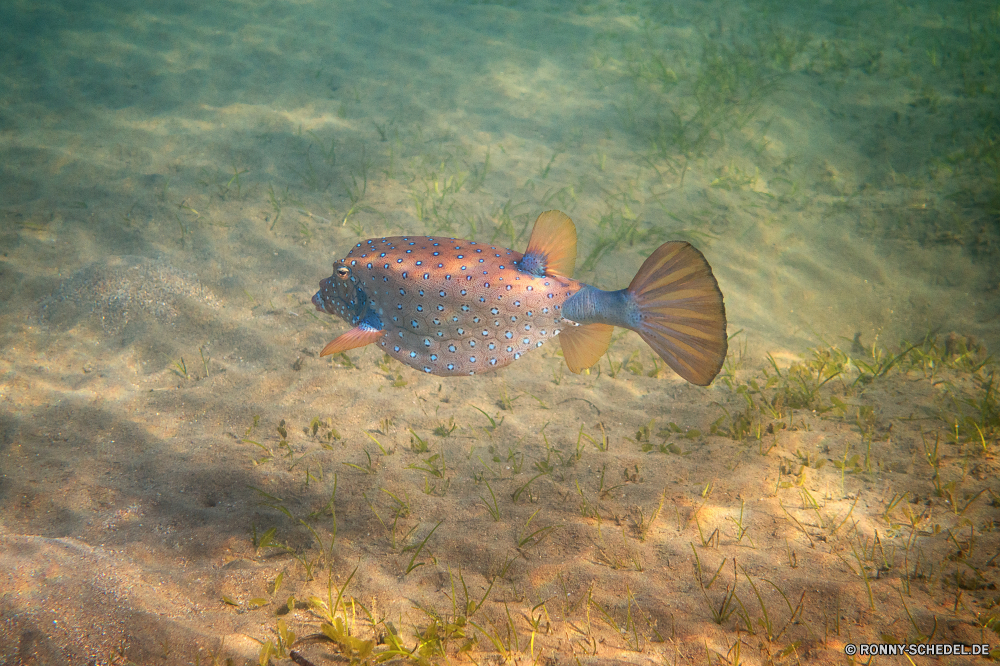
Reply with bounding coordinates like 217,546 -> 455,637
312,211 -> 727,385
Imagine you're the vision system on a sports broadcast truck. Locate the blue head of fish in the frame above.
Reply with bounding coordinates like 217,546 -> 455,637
313,262 -> 369,326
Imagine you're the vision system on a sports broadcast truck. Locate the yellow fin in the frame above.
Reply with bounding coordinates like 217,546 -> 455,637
523,210 -> 577,278
627,241 -> 727,386
559,322 -> 614,373
320,325 -> 384,356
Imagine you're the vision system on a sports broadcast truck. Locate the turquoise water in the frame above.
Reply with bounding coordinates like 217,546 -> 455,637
1,0 -> 998,663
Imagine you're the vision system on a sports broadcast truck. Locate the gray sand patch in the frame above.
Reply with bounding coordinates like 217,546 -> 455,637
39,255 -> 220,336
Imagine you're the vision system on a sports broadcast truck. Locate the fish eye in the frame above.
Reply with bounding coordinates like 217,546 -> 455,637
335,266 -> 351,279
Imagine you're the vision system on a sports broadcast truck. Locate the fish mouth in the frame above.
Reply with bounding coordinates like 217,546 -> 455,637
311,290 -> 326,312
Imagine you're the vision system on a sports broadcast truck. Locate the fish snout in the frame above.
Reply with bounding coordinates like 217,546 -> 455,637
313,274 -> 344,314
312,290 -> 327,312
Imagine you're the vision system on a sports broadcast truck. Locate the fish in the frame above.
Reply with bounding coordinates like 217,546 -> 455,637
312,210 -> 728,385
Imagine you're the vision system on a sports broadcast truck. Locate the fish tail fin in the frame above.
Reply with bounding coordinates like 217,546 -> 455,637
626,242 -> 727,386
559,322 -> 614,373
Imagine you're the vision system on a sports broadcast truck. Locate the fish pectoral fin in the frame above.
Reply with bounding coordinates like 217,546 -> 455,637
320,325 -> 384,356
523,210 -> 577,278
559,322 -> 614,373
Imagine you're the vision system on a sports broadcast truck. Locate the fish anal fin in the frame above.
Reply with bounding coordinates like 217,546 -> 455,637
559,322 -> 614,374
522,210 -> 577,278
320,325 -> 384,357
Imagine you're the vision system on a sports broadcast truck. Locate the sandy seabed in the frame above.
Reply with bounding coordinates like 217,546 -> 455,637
1,0 -> 998,664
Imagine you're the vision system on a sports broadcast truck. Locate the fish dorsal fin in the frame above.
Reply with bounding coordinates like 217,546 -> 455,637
521,210 -> 577,278
320,324 -> 384,357
559,322 -> 614,373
